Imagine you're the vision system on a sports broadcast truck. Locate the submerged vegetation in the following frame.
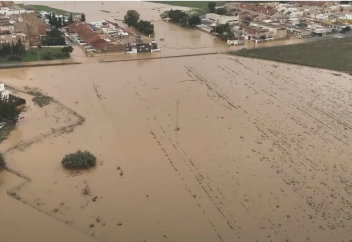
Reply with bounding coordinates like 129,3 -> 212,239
230,38 -> 352,74
61,150 -> 97,169
24,87 -> 54,107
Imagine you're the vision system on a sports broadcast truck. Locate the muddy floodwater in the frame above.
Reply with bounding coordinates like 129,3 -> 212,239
1,54 -> 352,242
0,1 -> 351,242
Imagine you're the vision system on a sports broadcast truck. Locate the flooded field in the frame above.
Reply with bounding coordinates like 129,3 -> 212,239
1,54 -> 352,242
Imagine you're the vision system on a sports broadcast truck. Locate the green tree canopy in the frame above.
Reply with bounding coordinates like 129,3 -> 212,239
0,152 -> 5,167
208,2 -> 216,13
168,9 -> 187,23
136,20 -> 154,35
61,150 -> 97,169
188,15 -> 201,27
215,8 -> 227,15
123,10 -> 140,27
0,95 -> 22,124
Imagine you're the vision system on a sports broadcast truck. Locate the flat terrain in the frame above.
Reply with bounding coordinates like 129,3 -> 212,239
1,54 -> 352,242
231,37 -> 352,74
150,1 -> 213,9
0,48 -> 69,63
17,4 -> 80,16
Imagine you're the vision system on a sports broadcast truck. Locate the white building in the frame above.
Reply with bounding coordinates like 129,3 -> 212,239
0,7 -> 28,16
0,83 -> 10,101
345,14 -> 352,20
205,13 -> 239,25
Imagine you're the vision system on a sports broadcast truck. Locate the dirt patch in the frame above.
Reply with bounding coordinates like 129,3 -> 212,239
24,86 -> 54,107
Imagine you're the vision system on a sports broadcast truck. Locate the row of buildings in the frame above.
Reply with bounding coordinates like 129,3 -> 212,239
202,1 -> 352,41
68,21 -> 158,54
0,2 -> 48,48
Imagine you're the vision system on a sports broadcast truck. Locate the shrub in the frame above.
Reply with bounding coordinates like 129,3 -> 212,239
7,54 -> 22,61
42,53 -> 53,60
0,152 -> 5,167
61,150 -> 97,169
38,45 -> 42,49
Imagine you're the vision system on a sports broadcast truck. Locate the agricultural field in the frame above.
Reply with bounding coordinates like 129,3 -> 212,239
1,54 -> 352,242
231,37 -> 352,75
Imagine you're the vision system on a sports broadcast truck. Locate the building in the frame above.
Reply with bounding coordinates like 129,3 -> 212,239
12,13 -> 47,46
205,13 -> 239,25
242,25 -> 269,40
298,1 -> 336,10
280,24 -> 312,37
0,17 -> 13,33
237,3 -> 277,18
0,7 -> 27,16
0,83 -> 9,101
68,21 -> 110,52
240,12 -> 266,22
345,13 -> 352,20
250,22 -> 287,39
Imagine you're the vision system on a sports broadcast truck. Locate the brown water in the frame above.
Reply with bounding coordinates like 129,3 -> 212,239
1,54 -> 352,242
1,2 -> 352,242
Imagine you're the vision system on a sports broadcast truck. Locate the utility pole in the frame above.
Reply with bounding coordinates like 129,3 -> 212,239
175,99 -> 180,131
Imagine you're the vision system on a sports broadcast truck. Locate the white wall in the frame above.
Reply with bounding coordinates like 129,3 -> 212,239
205,13 -> 239,25
0,8 -> 28,16
345,14 -> 352,20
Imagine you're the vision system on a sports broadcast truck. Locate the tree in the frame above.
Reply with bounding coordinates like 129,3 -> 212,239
0,152 -> 5,168
57,17 -> 63,28
215,23 -> 229,34
215,8 -> 227,15
80,13 -> 86,22
168,9 -> 187,23
123,10 -> 140,27
61,46 -> 73,53
341,26 -> 351,33
61,150 -> 97,169
208,2 -> 216,13
0,94 -> 22,124
188,15 -> 201,27
69,13 -> 73,23
136,20 -> 154,35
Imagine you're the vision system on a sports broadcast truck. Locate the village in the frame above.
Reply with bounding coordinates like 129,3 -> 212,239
0,1 -> 159,58
0,1 -> 351,56
195,1 -> 352,45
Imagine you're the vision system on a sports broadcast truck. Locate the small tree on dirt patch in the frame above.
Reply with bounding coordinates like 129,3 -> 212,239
61,150 -> 97,169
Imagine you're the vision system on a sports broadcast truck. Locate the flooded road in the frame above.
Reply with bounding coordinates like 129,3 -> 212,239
1,2 -> 351,242
1,54 -> 352,242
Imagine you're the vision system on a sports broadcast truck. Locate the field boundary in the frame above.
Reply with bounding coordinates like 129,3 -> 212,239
227,53 -> 351,76
101,52 -> 221,63
0,62 -> 81,69
0,84 -> 100,241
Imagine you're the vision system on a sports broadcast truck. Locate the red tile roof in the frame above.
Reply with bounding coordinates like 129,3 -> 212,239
93,40 -> 108,51
86,34 -> 102,45
239,3 -> 276,16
